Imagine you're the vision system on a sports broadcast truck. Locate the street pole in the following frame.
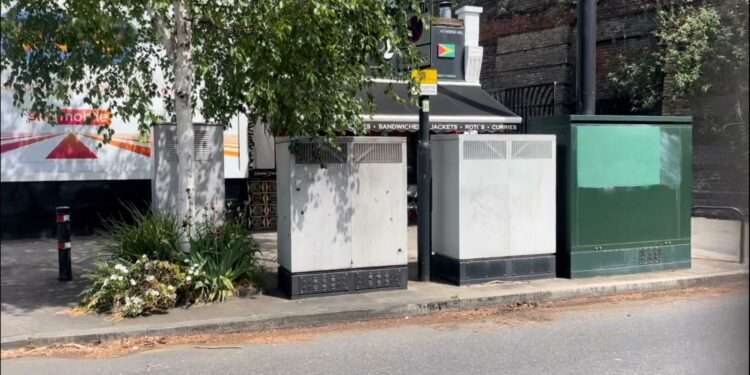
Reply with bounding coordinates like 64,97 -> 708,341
417,95 -> 431,282
577,0 -> 597,115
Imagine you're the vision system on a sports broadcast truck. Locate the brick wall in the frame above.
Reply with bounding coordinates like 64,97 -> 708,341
476,0 -> 657,107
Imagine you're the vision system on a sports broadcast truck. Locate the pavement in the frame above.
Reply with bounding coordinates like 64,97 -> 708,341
1,218 -> 748,350
3,279 -> 748,374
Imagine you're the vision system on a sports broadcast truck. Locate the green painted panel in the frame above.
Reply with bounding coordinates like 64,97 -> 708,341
577,126 -> 661,188
572,125 -> 689,250
570,244 -> 691,277
678,127 -> 693,240
575,185 -> 684,247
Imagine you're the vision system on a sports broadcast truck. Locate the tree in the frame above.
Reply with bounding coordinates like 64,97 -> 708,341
1,0 -> 423,231
608,0 -> 749,121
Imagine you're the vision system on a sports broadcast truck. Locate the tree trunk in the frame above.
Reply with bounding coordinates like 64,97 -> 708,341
246,117 -> 255,231
174,0 -> 194,247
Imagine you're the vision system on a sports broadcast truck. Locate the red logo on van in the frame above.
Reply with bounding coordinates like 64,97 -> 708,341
29,108 -> 112,126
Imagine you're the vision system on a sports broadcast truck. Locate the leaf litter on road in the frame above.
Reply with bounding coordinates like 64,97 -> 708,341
2,280 -> 746,360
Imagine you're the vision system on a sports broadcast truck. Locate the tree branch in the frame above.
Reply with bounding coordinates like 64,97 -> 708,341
151,9 -> 175,61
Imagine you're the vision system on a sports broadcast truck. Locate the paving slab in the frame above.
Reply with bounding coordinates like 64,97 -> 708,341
2,223 -> 747,349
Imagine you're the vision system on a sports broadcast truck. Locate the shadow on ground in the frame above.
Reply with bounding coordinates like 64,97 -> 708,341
1,236 -> 109,315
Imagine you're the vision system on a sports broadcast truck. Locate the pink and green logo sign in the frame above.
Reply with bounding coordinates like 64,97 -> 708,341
437,43 -> 455,59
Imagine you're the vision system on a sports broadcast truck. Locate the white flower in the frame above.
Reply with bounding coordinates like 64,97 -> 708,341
186,276 -> 192,282
114,264 -> 129,274
145,275 -> 155,282
110,275 -> 118,281
167,285 -> 175,291
129,279 -> 136,286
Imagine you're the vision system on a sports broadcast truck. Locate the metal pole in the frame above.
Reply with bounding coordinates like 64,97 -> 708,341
417,95 -> 432,281
56,206 -> 72,281
577,0 -> 596,115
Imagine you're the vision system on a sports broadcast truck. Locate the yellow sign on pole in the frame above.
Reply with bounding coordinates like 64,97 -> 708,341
411,68 -> 438,85
411,68 -> 438,96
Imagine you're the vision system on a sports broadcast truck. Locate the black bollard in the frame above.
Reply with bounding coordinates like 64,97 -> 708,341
56,206 -> 72,281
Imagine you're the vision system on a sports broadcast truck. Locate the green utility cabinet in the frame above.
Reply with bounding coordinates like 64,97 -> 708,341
527,115 -> 692,278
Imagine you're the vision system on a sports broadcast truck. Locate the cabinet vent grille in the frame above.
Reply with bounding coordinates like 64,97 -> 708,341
194,129 -> 210,161
163,127 -> 178,161
511,140 -> 553,159
296,143 -> 348,164
353,143 -> 402,163
463,141 -> 507,160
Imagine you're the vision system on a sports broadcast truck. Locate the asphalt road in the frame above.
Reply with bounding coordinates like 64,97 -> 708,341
3,287 -> 748,375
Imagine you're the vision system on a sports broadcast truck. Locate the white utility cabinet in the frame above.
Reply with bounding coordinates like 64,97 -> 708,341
431,134 -> 557,284
152,123 -> 225,222
276,137 -> 408,298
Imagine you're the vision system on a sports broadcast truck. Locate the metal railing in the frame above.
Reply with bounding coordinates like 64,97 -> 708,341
692,205 -> 747,264
489,82 -> 562,132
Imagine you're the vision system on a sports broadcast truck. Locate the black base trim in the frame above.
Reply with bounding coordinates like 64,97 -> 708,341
431,253 -> 556,285
278,265 -> 408,299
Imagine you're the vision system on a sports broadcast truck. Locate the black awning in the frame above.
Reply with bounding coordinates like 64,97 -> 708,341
360,82 -> 522,133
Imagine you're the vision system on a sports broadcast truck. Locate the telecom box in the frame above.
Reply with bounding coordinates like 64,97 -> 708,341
276,137 -> 408,298
152,123 -> 225,222
527,115 -> 693,277
431,134 -> 557,284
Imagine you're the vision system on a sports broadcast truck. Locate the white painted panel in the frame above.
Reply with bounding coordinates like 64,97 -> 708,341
289,158 -> 352,273
152,125 -> 178,214
252,120 -> 275,170
508,136 -> 556,256
460,143 -> 510,259
193,125 -> 225,221
351,141 -> 408,268
151,124 -> 224,222
431,138 -> 461,259
275,141 -> 292,271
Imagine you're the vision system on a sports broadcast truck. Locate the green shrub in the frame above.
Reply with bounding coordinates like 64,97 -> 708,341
84,204 -> 264,317
80,255 -> 189,318
103,204 -> 182,262
186,220 -> 263,302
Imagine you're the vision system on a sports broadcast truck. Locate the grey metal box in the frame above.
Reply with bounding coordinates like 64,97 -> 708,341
152,123 -> 225,221
276,137 -> 408,298
430,134 -> 557,284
